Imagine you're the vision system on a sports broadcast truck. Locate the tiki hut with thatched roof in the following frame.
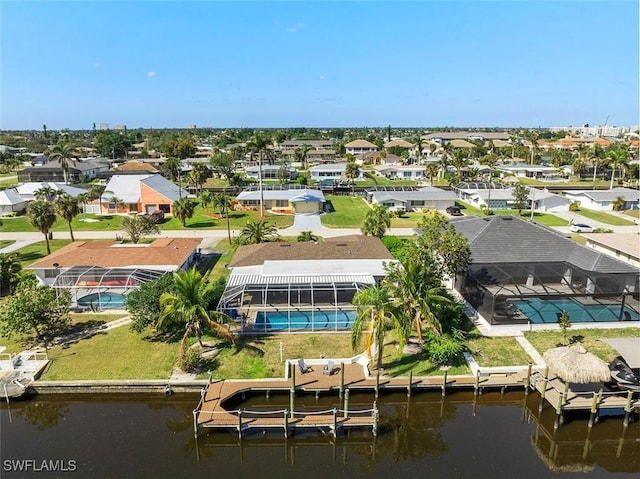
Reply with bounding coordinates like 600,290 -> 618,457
543,344 -> 610,384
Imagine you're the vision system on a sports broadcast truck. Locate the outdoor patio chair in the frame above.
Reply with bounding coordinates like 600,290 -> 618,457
298,358 -> 312,374
323,360 -> 334,376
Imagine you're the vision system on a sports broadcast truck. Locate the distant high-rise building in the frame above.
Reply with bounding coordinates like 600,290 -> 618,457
99,123 -> 109,130
188,124 -> 197,129
113,124 -> 126,131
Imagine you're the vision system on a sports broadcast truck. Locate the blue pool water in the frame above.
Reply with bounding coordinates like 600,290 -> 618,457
255,310 -> 357,330
78,292 -> 127,309
509,297 -> 639,323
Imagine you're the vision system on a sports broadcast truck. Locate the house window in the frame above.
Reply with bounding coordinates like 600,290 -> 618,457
44,269 -> 58,279
410,200 -> 424,207
403,172 -> 412,178
275,200 -> 288,208
243,200 -> 259,206
128,203 -> 139,212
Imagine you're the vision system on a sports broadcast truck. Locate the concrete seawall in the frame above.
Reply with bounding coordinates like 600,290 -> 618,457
30,380 -> 209,395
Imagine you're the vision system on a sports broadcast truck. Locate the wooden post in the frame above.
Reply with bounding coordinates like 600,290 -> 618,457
291,362 -> 296,391
375,370 -> 380,399
372,401 -> 379,437
623,390 -> 633,427
192,409 -> 199,438
332,408 -> 338,438
289,388 -> 295,419
525,363 -> 532,392
588,391 -> 599,428
474,370 -> 481,396
407,370 -> 412,397
553,393 -> 564,429
237,410 -> 243,439
344,388 -> 350,418
284,409 -> 289,438
539,368 -> 549,412
339,362 -> 345,399
442,370 -> 448,397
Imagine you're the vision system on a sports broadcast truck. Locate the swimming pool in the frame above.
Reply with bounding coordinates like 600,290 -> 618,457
509,297 -> 639,323
255,310 -> 357,331
77,292 -> 127,309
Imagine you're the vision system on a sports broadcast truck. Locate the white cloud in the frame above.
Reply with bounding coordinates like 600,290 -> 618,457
286,22 -> 306,33
147,71 -> 156,77
319,75 -> 326,81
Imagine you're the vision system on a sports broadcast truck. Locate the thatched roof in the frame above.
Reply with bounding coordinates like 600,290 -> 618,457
543,344 -> 610,384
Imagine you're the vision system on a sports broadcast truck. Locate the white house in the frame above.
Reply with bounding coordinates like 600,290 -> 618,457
344,139 -> 378,156
309,163 -> 354,182
528,188 -> 572,212
582,233 -> 640,268
366,186 -> 457,212
0,189 -> 29,214
15,182 -> 88,201
245,165 -> 298,181
374,165 -> 425,180
563,188 -> 640,211
235,187 -> 325,214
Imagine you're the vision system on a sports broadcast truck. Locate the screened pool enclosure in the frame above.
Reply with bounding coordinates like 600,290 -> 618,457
51,266 -> 166,310
217,273 -> 375,333
457,261 -> 639,325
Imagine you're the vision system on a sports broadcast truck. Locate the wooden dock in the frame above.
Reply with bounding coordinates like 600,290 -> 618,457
193,358 -> 532,438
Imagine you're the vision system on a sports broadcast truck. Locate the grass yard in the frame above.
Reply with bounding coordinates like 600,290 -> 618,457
456,201 -> 568,226
466,334 -> 533,367
390,211 -> 426,228
14,239 -> 72,266
40,326 -> 177,380
523,327 -> 640,363
205,333 -> 355,379
321,195 -> 370,228
0,240 -> 15,250
624,210 -> 640,219
573,209 -> 637,226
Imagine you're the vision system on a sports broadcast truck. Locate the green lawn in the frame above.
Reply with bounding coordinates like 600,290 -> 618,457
573,209 -> 637,226
390,211 -> 427,228
524,327 -> 640,363
624,210 -> 640,219
0,203 -> 294,233
466,334 -> 533,367
320,195 -> 370,228
40,326 -> 177,380
14,239 -> 72,266
456,201 -> 569,226
517,177 -> 611,189
0,240 -> 15,250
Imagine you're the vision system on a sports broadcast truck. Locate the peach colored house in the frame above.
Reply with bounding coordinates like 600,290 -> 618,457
100,174 -> 188,215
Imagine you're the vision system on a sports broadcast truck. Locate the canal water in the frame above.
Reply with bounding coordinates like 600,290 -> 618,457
1,390 -> 638,478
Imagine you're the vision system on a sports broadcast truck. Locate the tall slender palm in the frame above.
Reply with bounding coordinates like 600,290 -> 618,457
35,186 -> 57,203
239,220 -> 279,244
27,200 -> 57,254
212,193 -> 231,217
248,133 -> 270,217
199,190 -> 213,211
451,149 -> 469,181
55,193 -> 79,241
591,144 -> 606,189
158,268 -> 234,366
172,197 -> 196,227
344,154 -> 360,196
0,253 -> 22,295
606,147 -> 630,190
351,286 -> 405,370
48,143 -> 78,184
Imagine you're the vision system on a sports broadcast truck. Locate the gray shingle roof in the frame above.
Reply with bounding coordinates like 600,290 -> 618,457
449,215 -> 637,274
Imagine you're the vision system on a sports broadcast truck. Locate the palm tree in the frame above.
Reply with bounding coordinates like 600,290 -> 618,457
384,259 -> 452,343
344,155 -> 360,196
188,163 -> 208,195
612,195 -> 626,211
361,204 -> 391,238
76,192 -> 89,219
591,144 -> 606,189
27,200 -> 57,254
0,253 -> 22,296
451,149 -> 469,181
172,198 -> 196,227
239,220 -> 279,244
55,193 -> 79,241
48,143 -> 78,184
296,231 -> 319,242
211,193 -> 231,217
248,133 -> 270,217
351,286 -> 404,370
606,147 -> 630,190
158,268 -> 234,367
294,144 -> 312,171
199,190 -> 213,211
35,186 -> 57,203
424,163 -> 439,185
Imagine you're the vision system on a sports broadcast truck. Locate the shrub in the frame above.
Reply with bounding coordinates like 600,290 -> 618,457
593,227 -> 613,233
424,331 -> 465,366
180,346 -> 202,372
569,202 -> 580,212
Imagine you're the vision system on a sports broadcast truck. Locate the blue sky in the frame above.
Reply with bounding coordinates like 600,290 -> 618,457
1,1 -> 638,130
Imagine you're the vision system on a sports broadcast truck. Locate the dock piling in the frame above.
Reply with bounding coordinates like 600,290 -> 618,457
344,388 -> 350,418
442,370 -> 448,397
339,363 -> 344,399
284,409 -> 289,438
375,371 -> 380,399
525,363 -> 532,392
407,370 -> 412,397
238,410 -> 243,439
372,401 -> 379,437
623,390 -> 633,427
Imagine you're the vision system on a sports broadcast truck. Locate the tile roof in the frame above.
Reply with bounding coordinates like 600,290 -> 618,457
449,215 -> 637,274
345,139 -> 378,148
27,238 -> 202,269
229,235 -> 394,267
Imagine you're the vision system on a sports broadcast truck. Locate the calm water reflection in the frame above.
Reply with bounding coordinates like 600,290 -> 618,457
1,391 -> 638,478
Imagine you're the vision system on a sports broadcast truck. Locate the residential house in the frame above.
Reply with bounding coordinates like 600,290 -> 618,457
0,189 -> 29,215
309,163 -> 348,182
15,182 -> 88,201
99,174 -> 188,215
279,140 -> 335,151
245,165 -> 298,181
373,165 -> 425,180
563,188 -> 640,211
235,187 -> 325,214
450,215 -> 639,327
366,186 -> 457,212
345,139 -> 378,156
217,235 -> 396,332
17,158 -> 110,183
27,238 -> 202,310
582,234 -> 640,268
